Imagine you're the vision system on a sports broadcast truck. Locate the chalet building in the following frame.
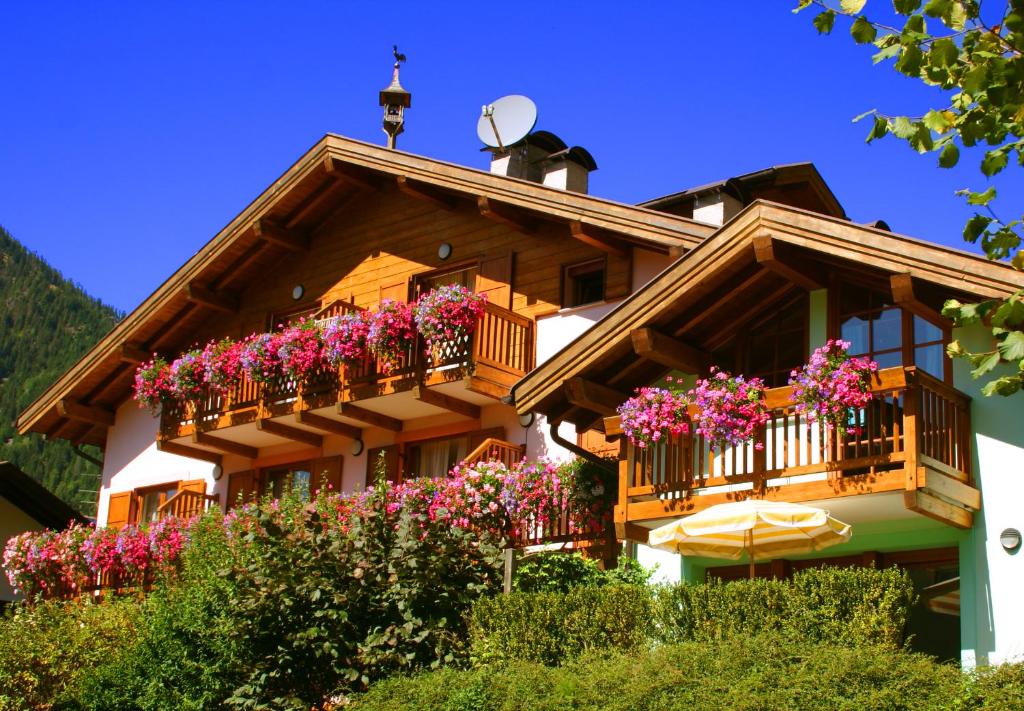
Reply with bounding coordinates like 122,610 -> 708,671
512,199 -> 1024,665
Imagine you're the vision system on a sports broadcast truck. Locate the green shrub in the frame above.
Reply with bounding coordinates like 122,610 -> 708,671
654,565 -> 915,648
0,597 -> 140,710
469,584 -> 653,666
351,635 -> 970,711
960,663 -> 1024,710
512,551 -> 653,593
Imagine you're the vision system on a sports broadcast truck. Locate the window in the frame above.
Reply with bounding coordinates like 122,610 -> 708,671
269,302 -> 319,330
562,259 -> 606,308
712,294 -> 808,388
837,282 -> 950,381
136,484 -> 178,524
264,464 -> 312,501
407,436 -> 469,478
416,264 -> 480,297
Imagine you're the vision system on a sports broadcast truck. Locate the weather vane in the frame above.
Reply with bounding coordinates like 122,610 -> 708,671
379,45 -> 411,149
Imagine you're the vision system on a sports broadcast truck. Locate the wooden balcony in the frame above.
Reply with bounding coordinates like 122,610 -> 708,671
605,367 -> 980,536
158,301 -> 535,445
156,490 -> 220,520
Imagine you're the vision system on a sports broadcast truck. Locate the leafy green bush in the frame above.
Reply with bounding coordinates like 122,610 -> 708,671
960,663 -> 1024,711
654,566 -> 915,648
512,551 -> 652,593
351,635 -> 972,711
469,584 -> 653,666
0,597 -> 139,710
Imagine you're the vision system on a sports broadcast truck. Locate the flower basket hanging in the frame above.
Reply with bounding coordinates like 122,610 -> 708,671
689,368 -> 770,450
133,355 -> 172,413
239,332 -> 283,385
275,318 -> 329,383
167,349 -> 207,402
413,285 -> 487,353
367,299 -> 416,375
789,339 -> 879,435
616,384 -> 691,448
323,311 -> 370,367
202,337 -> 244,395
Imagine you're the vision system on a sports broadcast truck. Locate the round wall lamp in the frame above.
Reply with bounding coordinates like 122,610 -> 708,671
211,464 -> 223,481
518,412 -> 535,428
1000,527 -> 1021,553
292,284 -> 305,301
438,242 -> 453,260
351,438 -> 365,456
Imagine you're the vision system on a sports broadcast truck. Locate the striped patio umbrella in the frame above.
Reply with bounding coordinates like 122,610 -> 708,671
648,500 -> 852,578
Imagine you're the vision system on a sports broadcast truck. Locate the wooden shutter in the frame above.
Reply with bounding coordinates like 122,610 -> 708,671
105,492 -> 134,530
476,252 -> 513,309
365,445 -> 400,487
379,279 -> 409,305
227,469 -> 258,509
179,479 -> 207,495
311,455 -> 343,494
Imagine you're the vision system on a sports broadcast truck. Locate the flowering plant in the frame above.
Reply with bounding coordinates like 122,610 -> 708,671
239,332 -> 283,384
167,348 -> 208,402
202,337 -> 244,394
689,368 -> 770,450
133,355 -> 172,413
413,285 -> 487,351
2,523 -> 92,600
276,318 -> 329,382
323,311 -> 370,366
789,340 -> 879,434
617,384 -> 690,448
366,299 -> 415,375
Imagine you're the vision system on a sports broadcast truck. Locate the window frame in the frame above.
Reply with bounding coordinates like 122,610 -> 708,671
560,257 -> 607,309
132,481 -> 180,525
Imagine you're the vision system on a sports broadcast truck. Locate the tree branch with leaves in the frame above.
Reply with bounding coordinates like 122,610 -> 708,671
795,0 -> 1024,395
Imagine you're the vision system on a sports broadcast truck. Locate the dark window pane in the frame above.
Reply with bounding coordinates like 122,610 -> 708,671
875,350 -> 903,369
916,344 -> 945,380
874,308 -> 902,351
914,316 -> 943,345
841,316 -> 870,355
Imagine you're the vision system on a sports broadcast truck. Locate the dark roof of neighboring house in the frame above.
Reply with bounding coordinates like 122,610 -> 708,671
0,461 -> 87,529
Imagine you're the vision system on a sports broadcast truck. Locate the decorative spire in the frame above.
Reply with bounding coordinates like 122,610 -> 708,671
379,45 -> 411,150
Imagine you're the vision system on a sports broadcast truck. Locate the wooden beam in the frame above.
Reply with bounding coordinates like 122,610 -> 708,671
157,439 -> 223,465
569,221 -> 628,257
284,175 -> 344,229
674,269 -> 777,336
56,399 -> 115,428
257,418 -> 323,448
904,489 -> 973,529
890,273 -> 951,326
337,402 -> 402,432
477,196 -> 536,234
325,157 -> 381,191
184,283 -> 239,313
668,245 -> 687,261
614,521 -> 651,544
918,466 -> 981,511
413,385 -> 481,419
70,424 -> 106,447
295,411 -> 362,439
631,327 -> 710,374
118,342 -> 150,364
254,218 -> 309,252
753,234 -> 824,291
396,176 -> 456,210
564,377 -> 627,416
191,431 -> 257,459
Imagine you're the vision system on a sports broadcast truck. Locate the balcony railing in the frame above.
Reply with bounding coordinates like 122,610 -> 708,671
160,301 -> 535,438
607,367 -> 977,529
157,490 -> 221,520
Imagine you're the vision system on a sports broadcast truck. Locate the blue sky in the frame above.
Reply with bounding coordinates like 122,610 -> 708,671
1,2 -> 1020,313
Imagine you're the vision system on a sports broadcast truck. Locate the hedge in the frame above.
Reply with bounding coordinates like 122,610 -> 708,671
352,636 -> 993,711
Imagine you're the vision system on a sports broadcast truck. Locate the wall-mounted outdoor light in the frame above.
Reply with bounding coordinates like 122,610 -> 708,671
438,242 -> 452,260
351,438 -> 365,456
518,411 -> 535,428
292,284 -> 305,301
1000,528 -> 1021,553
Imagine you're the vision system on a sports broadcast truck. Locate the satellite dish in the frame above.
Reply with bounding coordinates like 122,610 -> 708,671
477,95 -> 537,150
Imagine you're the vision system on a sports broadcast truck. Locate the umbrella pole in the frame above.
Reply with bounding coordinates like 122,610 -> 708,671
747,529 -> 755,579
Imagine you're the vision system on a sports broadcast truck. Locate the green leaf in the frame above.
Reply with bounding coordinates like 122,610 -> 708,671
981,149 -> 1008,176
981,375 -> 1023,397
939,142 -> 960,167
929,37 -> 959,67
893,0 -> 922,13
851,16 -> 878,43
895,44 -> 923,76
923,109 -> 952,133
841,0 -> 867,12
872,43 -> 902,63
963,186 -> 996,206
890,116 -> 917,139
1012,251 -> 1024,271
962,65 -> 988,95
923,0 -> 951,18
963,214 -> 992,242
867,115 -> 889,142
814,9 -> 836,34
971,351 -> 1001,378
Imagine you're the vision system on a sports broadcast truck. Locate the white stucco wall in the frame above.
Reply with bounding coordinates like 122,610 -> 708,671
0,497 -> 47,602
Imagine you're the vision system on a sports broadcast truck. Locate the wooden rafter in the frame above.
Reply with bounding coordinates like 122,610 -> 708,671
257,418 -> 323,448
157,439 -> 224,465
753,234 -> 824,291
396,175 -> 456,210
564,377 -> 627,416
337,403 -> 402,432
184,283 -> 239,313
325,156 -> 382,191
703,282 -> 799,352
56,399 -> 115,428
118,342 -> 150,364
413,385 -> 481,419
210,241 -> 268,291
569,221 -> 628,257
295,411 -> 362,440
673,269 -> 778,337
254,218 -> 309,252
477,196 -> 536,234
192,431 -> 257,459
631,327 -> 710,374
890,273 -> 951,326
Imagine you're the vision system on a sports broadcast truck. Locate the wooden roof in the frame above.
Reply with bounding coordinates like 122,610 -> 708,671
16,134 -> 715,445
512,200 -> 1024,427
0,461 -> 88,528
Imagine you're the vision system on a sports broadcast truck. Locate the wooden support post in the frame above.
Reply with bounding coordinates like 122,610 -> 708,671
413,385 -> 481,419
337,403 -> 402,432
502,548 -> 518,595
569,221 -> 628,257
57,399 -> 115,428
156,439 -> 223,465
184,283 -> 239,313
630,327 -> 711,374
257,418 -> 323,448
295,411 -> 362,440
564,377 -> 627,417
191,432 -> 257,459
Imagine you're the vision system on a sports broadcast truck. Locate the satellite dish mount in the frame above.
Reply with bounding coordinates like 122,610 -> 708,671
477,95 -> 537,154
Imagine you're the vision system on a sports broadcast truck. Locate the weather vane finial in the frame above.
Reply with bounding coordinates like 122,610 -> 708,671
379,45 -> 411,150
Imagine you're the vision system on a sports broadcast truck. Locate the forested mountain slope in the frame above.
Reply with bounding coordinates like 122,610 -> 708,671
0,225 -> 121,516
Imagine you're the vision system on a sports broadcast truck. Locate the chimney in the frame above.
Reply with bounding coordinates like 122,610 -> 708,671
488,131 -> 597,194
